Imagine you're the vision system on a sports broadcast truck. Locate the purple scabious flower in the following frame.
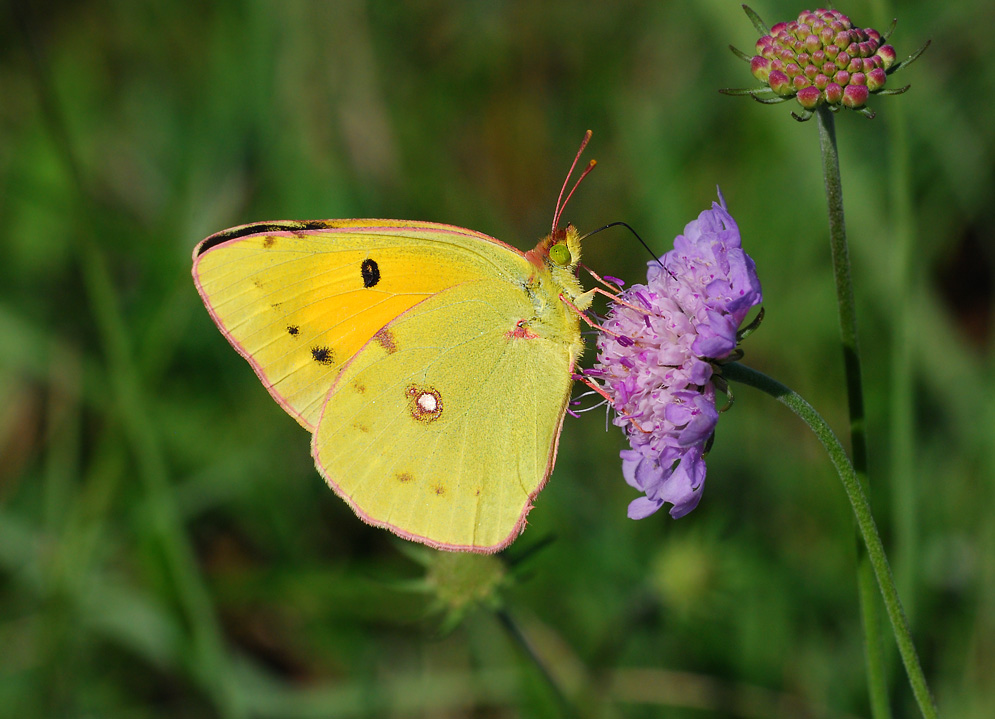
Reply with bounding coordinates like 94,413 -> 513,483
594,193 -> 762,520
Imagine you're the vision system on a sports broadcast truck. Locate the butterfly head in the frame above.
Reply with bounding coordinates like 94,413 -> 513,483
523,132 -> 595,313
526,223 -> 582,270
526,131 -> 595,268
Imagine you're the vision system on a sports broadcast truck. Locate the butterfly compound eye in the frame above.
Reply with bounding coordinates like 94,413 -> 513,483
549,243 -> 571,266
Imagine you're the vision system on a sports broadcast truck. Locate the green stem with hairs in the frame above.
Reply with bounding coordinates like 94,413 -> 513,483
722,362 -> 938,719
814,105 -> 890,719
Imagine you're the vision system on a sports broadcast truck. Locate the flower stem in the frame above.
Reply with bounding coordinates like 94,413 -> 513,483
814,105 -> 890,718
722,362 -> 939,719
815,107 -> 868,473
495,608 -> 578,717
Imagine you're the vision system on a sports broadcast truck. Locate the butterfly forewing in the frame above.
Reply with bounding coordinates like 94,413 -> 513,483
192,222 -> 530,430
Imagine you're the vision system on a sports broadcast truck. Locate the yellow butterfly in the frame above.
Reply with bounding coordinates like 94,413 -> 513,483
192,133 -> 597,553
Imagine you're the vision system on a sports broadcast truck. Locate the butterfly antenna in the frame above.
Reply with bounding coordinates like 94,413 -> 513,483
582,220 -> 678,281
582,221 -> 661,265
552,130 -> 595,233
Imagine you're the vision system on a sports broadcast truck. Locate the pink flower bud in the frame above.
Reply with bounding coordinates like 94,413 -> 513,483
751,56 -> 772,82
866,67 -> 887,91
796,86 -> 822,109
842,83 -> 869,108
876,44 -> 897,69
736,8 -> 914,117
768,70 -> 792,95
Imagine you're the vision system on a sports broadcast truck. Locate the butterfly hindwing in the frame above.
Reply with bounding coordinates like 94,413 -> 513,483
312,279 -> 576,552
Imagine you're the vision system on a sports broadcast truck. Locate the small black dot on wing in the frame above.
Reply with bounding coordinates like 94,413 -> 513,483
311,346 -> 334,365
361,258 -> 381,288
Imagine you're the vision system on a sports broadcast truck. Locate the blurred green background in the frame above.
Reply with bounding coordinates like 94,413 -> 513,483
2,0 -> 992,717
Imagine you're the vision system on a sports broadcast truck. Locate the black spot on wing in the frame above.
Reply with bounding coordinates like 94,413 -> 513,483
287,325 -> 300,336
311,346 -> 334,365
195,220 -> 332,256
361,258 -> 381,288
